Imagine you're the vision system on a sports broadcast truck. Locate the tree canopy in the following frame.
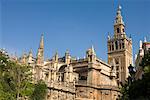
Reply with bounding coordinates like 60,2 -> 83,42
0,50 -> 47,100
120,50 -> 150,100
30,80 -> 47,100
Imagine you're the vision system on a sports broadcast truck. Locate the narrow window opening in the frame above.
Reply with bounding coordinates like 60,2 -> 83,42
119,41 -> 122,49
112,44 -> 114,51
109,45 -> 111,51
115,41 -> 118,50
117,28 -> 120,33
111,66 -> 114,70
122,42 -> 125,49
116,72 -> 119,78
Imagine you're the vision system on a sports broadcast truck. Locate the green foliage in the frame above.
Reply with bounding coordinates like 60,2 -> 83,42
120,51 -> 150,100
0,51 -> 34,99
120,83 -> 129,100
30,80 -> 48,100
0,51 -> 48,100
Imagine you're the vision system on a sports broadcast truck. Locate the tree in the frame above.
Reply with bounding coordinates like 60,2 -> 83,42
0,50 -> 48,100
120,50 -> 150,100
0,50 -> 34,99
30,80 -> 48,100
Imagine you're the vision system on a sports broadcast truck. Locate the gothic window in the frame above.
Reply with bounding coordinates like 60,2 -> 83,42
119,41 -> 122,49
117,80 -> 120,86
116,66 -> 119,70
121,66 -> 124,70
111,66 -> 114,70
116,72 -> 119,78
122,42 -> 125,49
115,41 -> 118,50
109,45 -> 111,51
117,28 -> 120,33
112,42 -> 114,51
121,40 -> 125,49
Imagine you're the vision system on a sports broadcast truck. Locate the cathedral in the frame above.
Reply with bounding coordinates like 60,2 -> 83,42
16,5 -> 132,100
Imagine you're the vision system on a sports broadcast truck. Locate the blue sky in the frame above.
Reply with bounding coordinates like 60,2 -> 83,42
0,0 -> 150,62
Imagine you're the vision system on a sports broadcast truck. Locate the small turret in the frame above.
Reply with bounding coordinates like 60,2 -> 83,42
86,45 -> 96,62
28,49 -> 33,64
39,33 -> 44,49
21,52 -> 27,64
91,45 -> 96,55
65,49 -> 71,65
54,51 -> 58,63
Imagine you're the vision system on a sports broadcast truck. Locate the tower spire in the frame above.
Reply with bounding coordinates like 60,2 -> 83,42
91,45 -> 96,55
114,5 -> 126,38
114,5 -> 124,26
39,33 -> 44,49
29,48 -> 33,56
36,33 -> 44,65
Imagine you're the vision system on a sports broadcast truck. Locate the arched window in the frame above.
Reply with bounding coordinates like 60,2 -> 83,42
116,72 -> 119,78
109,42 -> 112,51
122,42 -> 125,49
119,41 -> 122,49
109,45 -> 111,51
115,41 -> 118,50
112,42 -> 114,50
122,40 -> 125,49
117,28 -> 120,33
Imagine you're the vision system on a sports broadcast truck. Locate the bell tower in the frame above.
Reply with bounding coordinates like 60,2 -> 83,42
107,5 -> 132,84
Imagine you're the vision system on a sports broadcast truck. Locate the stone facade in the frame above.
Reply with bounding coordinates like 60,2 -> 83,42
10,5 -> 133,100
18,41 -> 119,100
72,47 -> 119,100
